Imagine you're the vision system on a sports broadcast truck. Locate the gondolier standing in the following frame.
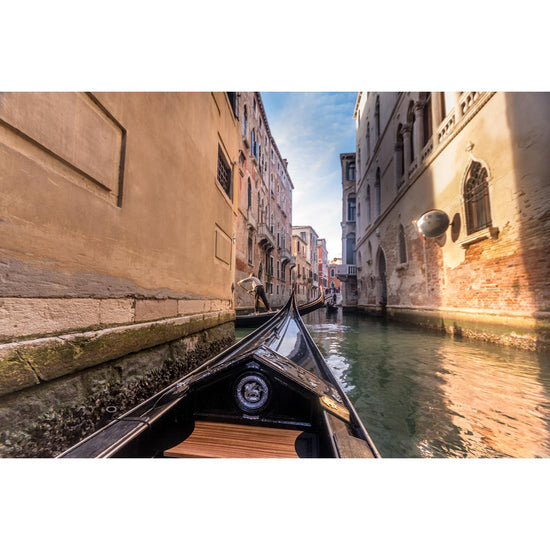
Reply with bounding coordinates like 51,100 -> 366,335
238,272 -> 272,314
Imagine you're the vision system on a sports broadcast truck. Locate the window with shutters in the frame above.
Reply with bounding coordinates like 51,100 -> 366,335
217,146 -> 232,199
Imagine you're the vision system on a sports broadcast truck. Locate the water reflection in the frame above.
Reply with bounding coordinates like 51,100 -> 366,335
302,308 -> 550,458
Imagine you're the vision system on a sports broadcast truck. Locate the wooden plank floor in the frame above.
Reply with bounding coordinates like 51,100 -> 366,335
164,421 -> 306,458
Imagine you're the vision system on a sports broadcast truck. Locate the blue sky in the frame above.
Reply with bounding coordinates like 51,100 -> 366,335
261,92 -> 357,261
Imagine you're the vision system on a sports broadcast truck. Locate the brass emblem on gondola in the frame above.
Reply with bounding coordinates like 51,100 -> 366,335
320,395 -> 350,423
235,373 -> 270,413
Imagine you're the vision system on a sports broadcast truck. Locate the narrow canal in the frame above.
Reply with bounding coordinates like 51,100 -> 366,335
238,308 -> 550,458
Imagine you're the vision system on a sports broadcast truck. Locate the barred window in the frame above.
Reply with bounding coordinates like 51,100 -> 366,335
464,161 -> 491,234
217,146 -> 232,198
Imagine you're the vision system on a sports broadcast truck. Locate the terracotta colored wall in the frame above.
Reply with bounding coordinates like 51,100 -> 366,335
0,92 -> 239,342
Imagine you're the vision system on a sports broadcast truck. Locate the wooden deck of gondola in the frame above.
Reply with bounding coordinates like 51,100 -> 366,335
163,421 -> 316,458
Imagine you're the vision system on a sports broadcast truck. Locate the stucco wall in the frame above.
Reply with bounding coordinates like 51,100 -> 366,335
354,92 -> 550,349
0,92 -> 240,429
1,92 -> 238,305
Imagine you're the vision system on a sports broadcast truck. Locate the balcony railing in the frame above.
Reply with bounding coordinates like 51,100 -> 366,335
257,222 -> 276,249
438,111 -> 456,143
336,264 -> 357,279
280,247 -> 292,263
459,92 -> 481,118
421,137 -> 434,162
438,92 -> 484,145
246,207 -> 257,230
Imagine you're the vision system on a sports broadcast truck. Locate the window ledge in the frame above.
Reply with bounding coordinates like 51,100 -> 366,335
458,226 -> 499,248
396,262 -> 408,271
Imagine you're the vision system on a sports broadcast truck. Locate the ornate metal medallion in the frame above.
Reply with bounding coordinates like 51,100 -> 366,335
235,373 -> 270,413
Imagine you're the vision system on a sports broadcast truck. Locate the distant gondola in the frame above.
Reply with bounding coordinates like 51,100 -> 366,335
326,292 -> 338,313
58,292 -> 380,458
235,288 -> 325,328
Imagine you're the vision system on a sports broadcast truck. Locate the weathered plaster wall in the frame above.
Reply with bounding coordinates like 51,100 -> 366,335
354,92 -> 550,350
0,92 -> 238,305
0,92 -> 241,453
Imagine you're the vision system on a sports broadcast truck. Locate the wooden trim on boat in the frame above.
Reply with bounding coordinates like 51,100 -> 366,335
163,421 -> 316,458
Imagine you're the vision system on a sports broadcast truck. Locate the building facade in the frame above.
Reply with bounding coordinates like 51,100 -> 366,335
337,153 -> 358,306
350,91 -> 550,349
292,225 -> 319,301
233,92 -> 294,312
328,258 -> 342,294
292,232 -> 309,300
317,238 -> 329,290
0,92 -> 241,456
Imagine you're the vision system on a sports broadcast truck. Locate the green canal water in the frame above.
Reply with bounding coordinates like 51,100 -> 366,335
237,308 -> 550,458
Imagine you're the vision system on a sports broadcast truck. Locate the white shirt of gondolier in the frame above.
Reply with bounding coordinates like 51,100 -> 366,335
238,276 -> 263,291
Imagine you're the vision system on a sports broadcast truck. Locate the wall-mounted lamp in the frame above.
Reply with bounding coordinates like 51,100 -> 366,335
413,209 -> 450,239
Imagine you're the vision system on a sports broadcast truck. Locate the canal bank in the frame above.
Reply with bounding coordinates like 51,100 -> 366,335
354,305 -> 550,352
0,307 -> 235,458
302,308 -> 550,458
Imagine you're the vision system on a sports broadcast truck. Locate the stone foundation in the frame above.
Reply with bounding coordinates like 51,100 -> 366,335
357,305 -> 550,352
0,316 -> 235,458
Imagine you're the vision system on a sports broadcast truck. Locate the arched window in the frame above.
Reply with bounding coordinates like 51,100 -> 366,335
407,101 -> 416,161
398,224 -> 407,263
243,105 -> 248,136
421,92 -> 432,146
396,123 -> 404,181
346,232 -> 356,265
365,185 -> 371,226
375,96 -> 380,141
347,162 -> 355,181
367,240 -> 372,263
374,168 -> 381,218
347,195 -> 356,221
366,122 -> 371,160
464,160 -> 492,234
247,179 -> 252,209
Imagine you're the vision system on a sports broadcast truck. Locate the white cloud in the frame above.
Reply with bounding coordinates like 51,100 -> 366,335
264,92 -> 356,259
